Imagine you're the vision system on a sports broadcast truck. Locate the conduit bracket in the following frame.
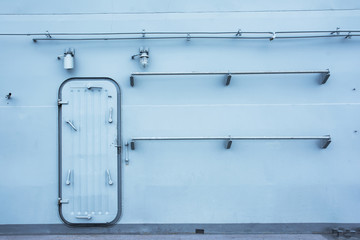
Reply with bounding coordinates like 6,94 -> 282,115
345,32 -> 352,39
330,27 -> 340,35
236,29 -> 242,37
187,33 -> 191,41
45,30 -> 52,39
270,32 -> 276,41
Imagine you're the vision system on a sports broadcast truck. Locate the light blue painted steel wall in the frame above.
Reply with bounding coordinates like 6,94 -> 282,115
0,1 -> 360,224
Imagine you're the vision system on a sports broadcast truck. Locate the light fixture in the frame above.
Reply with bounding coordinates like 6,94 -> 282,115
132,47 -> 149,68
57,48 -> 75,70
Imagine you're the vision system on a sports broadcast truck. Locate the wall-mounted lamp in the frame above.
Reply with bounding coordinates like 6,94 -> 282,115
57,48 -> 75,70
132,47 -> 149,68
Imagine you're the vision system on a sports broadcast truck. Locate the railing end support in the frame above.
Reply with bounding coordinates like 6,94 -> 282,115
225,74 -> 232,86
322,138 -> 331,149
226,136 -> 232,149
130,75 -> 135,87
321,71 -> 330,84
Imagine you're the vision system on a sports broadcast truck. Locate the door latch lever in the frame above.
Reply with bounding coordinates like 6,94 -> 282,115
108,107 -> 113,123
106,169 -> 113,185
66,120 -> 78,131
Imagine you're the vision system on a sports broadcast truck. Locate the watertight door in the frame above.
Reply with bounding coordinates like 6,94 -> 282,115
58,78 -> 121,225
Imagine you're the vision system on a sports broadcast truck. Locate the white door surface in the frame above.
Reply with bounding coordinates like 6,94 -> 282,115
58,78 -> 121,225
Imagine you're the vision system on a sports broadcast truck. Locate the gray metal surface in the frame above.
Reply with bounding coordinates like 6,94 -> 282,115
0,224 -> 359,235
0,234 -> 342,240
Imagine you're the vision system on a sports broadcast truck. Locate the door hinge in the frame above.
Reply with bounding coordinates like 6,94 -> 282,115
58,99 -> 69,106
115,145 -> 122,154
58,198 -> 69,205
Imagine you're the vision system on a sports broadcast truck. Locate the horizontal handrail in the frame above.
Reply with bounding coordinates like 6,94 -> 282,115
130,135 -> 332,150
130,70 -> 330,86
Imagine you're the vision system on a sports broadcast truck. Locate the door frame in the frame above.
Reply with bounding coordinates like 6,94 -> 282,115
57,77 -> 122,226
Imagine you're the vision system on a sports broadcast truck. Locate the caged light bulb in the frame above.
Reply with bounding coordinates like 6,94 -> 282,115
140,54 -> 149,68
64,53 -> 74,70
62,48 -> 75,70
131,47 -> 149,68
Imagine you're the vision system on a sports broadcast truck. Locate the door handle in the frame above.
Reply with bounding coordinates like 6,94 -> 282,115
65,169 -> 71,185
106,169 -> 113,185
76,215 -> 92,220
108,107 -> 113,123
86,85 -> 103,90
66,120 -> 77,131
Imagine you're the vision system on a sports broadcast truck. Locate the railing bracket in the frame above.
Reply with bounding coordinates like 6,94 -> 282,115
226,136 -> 233,149
131,141 -> 135,150
321,137 -> 332,149
225,73 -> 232,86
130,75 -> 135,87
321,70 -> 330,84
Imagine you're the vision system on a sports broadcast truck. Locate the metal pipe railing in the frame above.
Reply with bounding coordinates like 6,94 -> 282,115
30,34 -> 360,42
0,29 -> 357,41
0,29 -> 359,36
130,70 -> 330,87
130,135 -> 332,150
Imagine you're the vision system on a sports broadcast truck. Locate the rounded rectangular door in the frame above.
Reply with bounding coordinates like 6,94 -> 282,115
58,78 -> 121,225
